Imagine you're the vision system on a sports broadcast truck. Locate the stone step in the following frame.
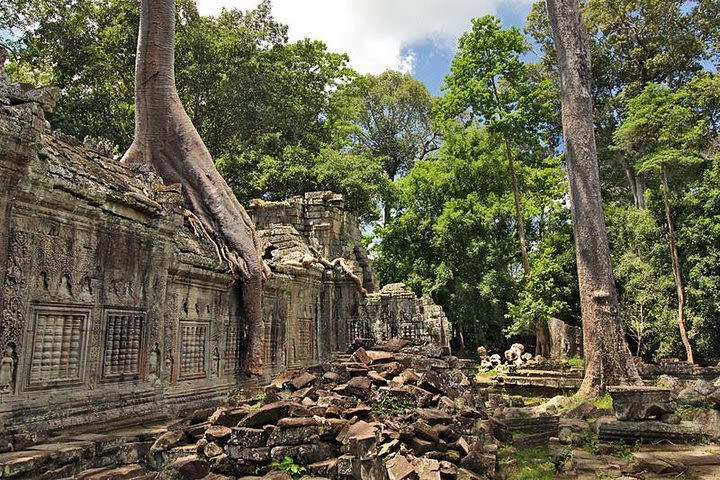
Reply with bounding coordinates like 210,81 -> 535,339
598,420 -> 705,444
68,464 -> 154,479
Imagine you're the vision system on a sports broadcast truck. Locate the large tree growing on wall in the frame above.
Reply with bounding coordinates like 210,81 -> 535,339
123,0 -> 265,374
545,0 -> 642,395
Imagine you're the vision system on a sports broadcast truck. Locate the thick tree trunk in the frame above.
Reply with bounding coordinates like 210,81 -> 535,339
502,135 -> 531,275
123,0 -> 265,374
546,0 -> 642,396
661,166 -> 694,364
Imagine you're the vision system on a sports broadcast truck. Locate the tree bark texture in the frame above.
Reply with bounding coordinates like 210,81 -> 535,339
661,166 -> 694,363
123,0 -> 265,374
546,0 -> 642,396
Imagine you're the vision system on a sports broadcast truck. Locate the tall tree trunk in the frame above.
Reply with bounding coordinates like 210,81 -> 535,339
617,153 -> 646,209
661,166 -> 694,364
502,134 -> 531,275
123,0 -> 266,375
546,0 -> 642,396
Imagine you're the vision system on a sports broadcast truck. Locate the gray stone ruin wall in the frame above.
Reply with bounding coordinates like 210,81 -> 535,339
0,83 -> 246,440
0,65 -> 451,440
360,283 -> 450,349
548,317 -> 583,359
249,192 -> 378,367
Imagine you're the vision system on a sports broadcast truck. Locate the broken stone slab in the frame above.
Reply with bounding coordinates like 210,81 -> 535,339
266,424 -> 321,447
367,351 -> 396,365
27,441 -> 95,466
73,464 -> 153,480
230,427 -> 268,448
411,457 -> 441,480
158,455 -> 210,480
150,430 -> 187,454
203,442 -> 224,459
204,425 -> 233,443
269,443 -> 337,465
386,454 -> 416,480
290,372 -> 317,390
694,409 -> 720,440
334,376 -> 372,398
306,458 -> 338,477
226,445 -> 271,462
208,407 -> 251,428
607,386 -> 676,421
237,402 -> 292,428
417,408 -> 453,425
598,420 -> 704,444
337,420 -> 380,458
0,450 -> 50,477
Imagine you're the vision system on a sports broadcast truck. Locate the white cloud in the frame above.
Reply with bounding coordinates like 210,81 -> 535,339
195,0 -> 534,74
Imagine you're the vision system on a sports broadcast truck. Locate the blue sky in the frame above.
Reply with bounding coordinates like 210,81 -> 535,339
196,0 -> 537,96
406,3 -> 533,95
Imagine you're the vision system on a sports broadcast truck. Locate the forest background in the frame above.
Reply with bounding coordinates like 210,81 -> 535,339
3,0 -> 720,363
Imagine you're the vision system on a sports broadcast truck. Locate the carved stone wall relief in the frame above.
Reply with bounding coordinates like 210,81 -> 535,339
101,310 -> 145,380
1,229 -> 30,350
27,305 -> 90,389
179,321 -> 209,380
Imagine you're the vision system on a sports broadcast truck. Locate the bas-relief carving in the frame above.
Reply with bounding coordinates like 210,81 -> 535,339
27,306 -> 90,388
1,230 -> 29,349
0,343 -> 17,394
102,310 -> 144,380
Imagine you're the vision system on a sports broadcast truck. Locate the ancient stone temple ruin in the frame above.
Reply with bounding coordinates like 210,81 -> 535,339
0,75 -> 449,443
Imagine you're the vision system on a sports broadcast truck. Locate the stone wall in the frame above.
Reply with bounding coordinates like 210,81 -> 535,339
360,283 -> 450,349
0,70 -> 449,442
0,79 -> 248,442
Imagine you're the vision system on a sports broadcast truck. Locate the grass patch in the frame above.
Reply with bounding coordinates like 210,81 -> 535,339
593,393 -> 613,410
613,445 -> 635,462
567,357 -> 585,368
500,445 -> 556,480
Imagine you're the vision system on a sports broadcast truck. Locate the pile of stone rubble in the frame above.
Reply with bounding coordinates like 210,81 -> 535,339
147,341 -> 500,480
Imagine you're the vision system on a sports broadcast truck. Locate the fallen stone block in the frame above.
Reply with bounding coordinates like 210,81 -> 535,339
598,420 -> 704,444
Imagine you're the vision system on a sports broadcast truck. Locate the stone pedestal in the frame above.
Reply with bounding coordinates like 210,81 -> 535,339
607,386 -> 676,421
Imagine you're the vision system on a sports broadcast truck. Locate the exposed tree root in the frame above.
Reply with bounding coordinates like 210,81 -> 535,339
124,0 -> 266,376
308,246 -> 368,296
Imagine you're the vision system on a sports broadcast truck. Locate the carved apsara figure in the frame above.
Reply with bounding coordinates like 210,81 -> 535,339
148,342 -> 160,375
211,346 -> 220,376
0,345 -> 16,393
163,349 -> 174,381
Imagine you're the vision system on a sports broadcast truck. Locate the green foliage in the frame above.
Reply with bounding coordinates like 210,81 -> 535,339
592,394 -> 613,410
679,157 -> 720,359
613,445 -> 636,462
335,70 -> 436,180
439,15 -> 553,146
500,446 -> 555,480
567,357 -> 585,369
374,121 -> 572,350
269,456 -> 307,479
613,83 -> 706,176
371,395 -> 415,416
6,0 -> 139,148
607,205 -> 678,358
374,124 -> 520,348
506,228 -> 579,336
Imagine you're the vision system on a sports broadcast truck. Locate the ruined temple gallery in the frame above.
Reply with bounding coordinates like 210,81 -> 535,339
0,82 -> 449,443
